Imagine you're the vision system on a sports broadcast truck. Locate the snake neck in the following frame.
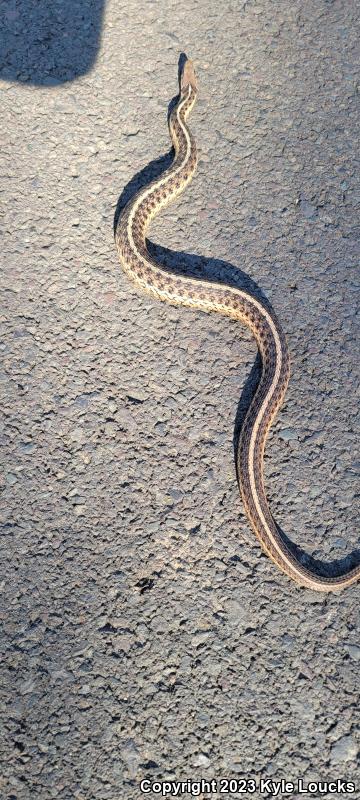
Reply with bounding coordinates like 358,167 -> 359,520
169,84 -> 198,161
116,85 -> 198,256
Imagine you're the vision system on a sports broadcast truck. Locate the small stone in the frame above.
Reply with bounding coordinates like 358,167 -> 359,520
122,127 -> 140,137
6,473 -> 18,485
120,739 -> 140,778
279,427 -> 298,441
74,505 -> 86,517
117,409 -> 136,429
127,387 -> 147,402
168,488 -> 183,500
69,427 -> 84,443
19,678 -> 36,695
112,636 -> 132,654
298,661 -> 315,680
299,198 -> 318,219
225,599 -> 250,628
191,632 -> 211,647
330,735 -> 358,763
155,492 -> 173,507
204,660 -> 222,677
334,537 -> 347,549
309,485 -> 322,498
104,421 -> 116,437
149,615 -> 167,633
305,430 -> 324,445
184,519 -> 201,532
19,442 -> 36,454
344,644 -> 360,661
193,753 -> 211,767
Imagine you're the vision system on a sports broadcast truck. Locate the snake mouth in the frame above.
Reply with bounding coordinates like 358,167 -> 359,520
180,58 -> 197,94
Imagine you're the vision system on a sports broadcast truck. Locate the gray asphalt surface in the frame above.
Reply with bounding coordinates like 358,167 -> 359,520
1,1 -> 359,798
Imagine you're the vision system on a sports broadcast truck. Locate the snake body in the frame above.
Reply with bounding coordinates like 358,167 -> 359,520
115,59 -> 359,591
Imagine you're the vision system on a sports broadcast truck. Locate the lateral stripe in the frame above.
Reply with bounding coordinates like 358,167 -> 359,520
125,85 -> 309,583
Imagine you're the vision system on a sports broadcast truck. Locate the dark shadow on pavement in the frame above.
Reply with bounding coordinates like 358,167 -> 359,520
0,0 -> 105,85
113,91 -> 360,586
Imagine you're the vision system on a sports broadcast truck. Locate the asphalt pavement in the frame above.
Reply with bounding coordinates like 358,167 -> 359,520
1,1 -> 359,798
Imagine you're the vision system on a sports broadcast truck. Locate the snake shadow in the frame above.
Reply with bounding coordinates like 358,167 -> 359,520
113,97 -> 360,586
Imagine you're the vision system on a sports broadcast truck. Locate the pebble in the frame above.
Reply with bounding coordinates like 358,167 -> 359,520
127,387 -> 148,402
344,644 -> 360,661
74,505 -> 86,517
193,753 -> 211,767
330,736 -> 358,764
298,198 -> 318,219
278,427 -> 298,441
5,472 -> 18,485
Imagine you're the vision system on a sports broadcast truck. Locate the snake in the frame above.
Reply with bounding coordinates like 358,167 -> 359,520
115,58 -> 359,591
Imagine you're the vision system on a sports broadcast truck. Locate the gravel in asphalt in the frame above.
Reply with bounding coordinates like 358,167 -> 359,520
1,1 -> 359,798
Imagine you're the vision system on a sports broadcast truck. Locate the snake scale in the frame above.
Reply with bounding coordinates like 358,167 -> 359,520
115,58 -> 359,591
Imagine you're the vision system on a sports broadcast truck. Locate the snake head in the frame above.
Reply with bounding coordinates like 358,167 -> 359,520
180,58 -> 197,95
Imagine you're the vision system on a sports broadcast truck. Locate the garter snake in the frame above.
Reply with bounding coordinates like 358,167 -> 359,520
115,58 -> 359,591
